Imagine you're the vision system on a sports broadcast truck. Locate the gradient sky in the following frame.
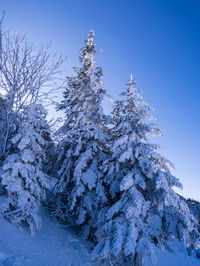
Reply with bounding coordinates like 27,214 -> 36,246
1,0 -> 200,200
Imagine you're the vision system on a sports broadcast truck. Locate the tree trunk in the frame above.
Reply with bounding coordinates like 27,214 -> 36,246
134,252 -> 143,266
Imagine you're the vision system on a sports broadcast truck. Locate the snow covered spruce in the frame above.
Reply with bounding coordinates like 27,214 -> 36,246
55,30 -> 111,234
91,75 -> 200,264
0,104 -> 50,234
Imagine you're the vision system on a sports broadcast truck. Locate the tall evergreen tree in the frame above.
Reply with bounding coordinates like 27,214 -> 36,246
92,75 -> 199,265
0,104 -> 50,234
55,31 -> 110,235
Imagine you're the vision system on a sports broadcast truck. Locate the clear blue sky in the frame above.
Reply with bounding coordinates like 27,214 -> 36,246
1,0 -> 200,200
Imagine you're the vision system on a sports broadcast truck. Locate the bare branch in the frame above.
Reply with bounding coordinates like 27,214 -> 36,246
0,30 -> 65,157
0,10 -> 5,68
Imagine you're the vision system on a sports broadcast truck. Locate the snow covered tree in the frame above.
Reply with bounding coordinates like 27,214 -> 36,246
91,75 -> 200,265
0,104 -> 50,234
55,30 -> 110,235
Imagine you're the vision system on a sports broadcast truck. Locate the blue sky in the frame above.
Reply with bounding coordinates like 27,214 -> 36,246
1,0 -> 200,200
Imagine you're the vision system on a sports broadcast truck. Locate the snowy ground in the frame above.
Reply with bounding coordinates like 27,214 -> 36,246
0,209 -> 94,266
0,210 -> 199,266
144,243 -> 200,266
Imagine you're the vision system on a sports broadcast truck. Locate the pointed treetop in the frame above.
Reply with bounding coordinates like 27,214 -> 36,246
82,30 -> 95,53
88,30 -> 95,39
78,30 -> 97,68
76,30 -> 104,88
126,74 -> 136,88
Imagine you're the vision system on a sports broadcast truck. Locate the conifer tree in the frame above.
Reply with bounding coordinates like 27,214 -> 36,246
92,75 -> 199,265
55,31 -> 110,235
0,104 -> 50,234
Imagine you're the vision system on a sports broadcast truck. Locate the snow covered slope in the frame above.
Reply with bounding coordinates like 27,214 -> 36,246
0,209 -> 94,266
144,243 -> 200,266
0,209 -> 199,266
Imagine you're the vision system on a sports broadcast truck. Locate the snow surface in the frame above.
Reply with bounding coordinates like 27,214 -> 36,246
0,208 -> 199,266
144,243 -> 200,266
0,209 -> 94,266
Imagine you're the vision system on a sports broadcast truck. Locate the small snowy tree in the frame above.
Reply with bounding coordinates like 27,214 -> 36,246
0,104 -> 50,234
92,75 -> 200,265
55,31 -> 110,235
